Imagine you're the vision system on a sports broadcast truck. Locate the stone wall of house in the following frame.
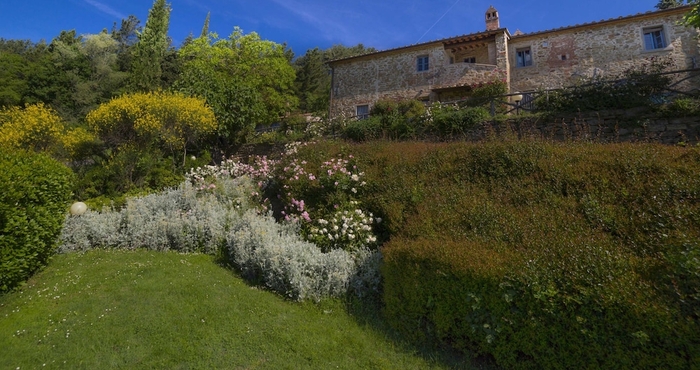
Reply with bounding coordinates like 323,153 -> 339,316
330,32 -> 510,118
331,44 -> 445,118
465,109 -> 700,145
509,10 -> 700,93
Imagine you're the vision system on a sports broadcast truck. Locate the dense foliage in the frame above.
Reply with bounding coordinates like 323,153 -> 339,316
174,29 -> 297,146
0,149 -> 74,293
293,44 -> 376,114
60,176 -> 379,301
77,91 -> 216,198
534,57 -> 676,112
285,140 -> 700,369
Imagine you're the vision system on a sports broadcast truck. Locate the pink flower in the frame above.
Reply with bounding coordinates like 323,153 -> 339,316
301,211 -> 311,222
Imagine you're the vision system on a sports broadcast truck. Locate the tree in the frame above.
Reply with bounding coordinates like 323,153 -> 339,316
111,15 -> 141,73
294,47 -> 328,113
683,1 -> 700,27
200,12 -> 210,38
656,0 -> 686,9
0,103 -> 65,152
293,44 -> 376,114
174,29 -> 297,146
41,30 -> 127,122
0,53 -> 29,107
0,39 -> 51,108
87,91 -> 216,157
129,0 -> 171,91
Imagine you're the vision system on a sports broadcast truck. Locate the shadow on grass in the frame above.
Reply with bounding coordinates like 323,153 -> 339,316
214,246 -> 500,369
342,293 -> 501,370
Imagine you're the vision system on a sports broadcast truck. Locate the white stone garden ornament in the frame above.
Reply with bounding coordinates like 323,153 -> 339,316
70,202 -> 87,216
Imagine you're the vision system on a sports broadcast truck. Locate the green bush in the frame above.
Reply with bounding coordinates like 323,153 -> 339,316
431,105 -> 490,137
344,117 -> 382,142
290,140 -> 700,368
0,149 -> 74,293
534,58 -> 674,113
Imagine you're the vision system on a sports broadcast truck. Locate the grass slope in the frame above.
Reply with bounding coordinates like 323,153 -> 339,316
0,250 -> 477,369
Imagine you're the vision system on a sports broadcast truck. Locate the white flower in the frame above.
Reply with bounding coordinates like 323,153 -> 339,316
351,188 -> 357,194
351,174 -> 359,181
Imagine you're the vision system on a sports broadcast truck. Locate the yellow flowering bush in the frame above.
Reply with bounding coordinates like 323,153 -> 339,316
61,127 -> 98,158
0,103 -> 65,153
86,91 -> 217,153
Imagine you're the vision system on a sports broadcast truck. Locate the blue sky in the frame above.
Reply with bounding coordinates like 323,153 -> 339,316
0,0 -> 667,57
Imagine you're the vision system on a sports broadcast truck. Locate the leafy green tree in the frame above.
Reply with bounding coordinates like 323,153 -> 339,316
0,53 -> 28,107
656,0 -> 686,9
129,0 -> 171,91
174,29 -> 297,146
43,30 -> 126,122
111,15 -> 141,73
0,39 -> 53,108
684,1 -> 700,27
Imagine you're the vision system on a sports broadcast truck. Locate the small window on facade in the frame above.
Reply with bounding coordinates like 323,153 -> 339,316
417,55 -> 430,72
356,105 -> 370,120
464,57 -> 476,63
516,47 -> 532,67
643,26 -> 666,50
560,54 -> 567,61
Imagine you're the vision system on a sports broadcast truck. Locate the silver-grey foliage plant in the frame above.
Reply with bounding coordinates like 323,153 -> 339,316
59,177 -> 380,301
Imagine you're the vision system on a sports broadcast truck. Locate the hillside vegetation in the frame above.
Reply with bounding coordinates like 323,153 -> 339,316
279,140 -> 700,369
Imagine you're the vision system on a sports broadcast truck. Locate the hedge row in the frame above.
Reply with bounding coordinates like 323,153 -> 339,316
292,140 -> 700,369
0,149 -> 74,293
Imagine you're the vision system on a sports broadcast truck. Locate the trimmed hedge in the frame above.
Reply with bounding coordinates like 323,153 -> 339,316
291,140 -> 700,369
0,149 -> 74,293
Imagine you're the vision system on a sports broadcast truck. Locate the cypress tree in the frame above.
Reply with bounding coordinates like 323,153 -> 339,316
130,0 -> 171,91
200,12 -> 211,38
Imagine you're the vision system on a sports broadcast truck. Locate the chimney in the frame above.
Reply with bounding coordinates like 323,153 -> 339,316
485,5 -> 499,31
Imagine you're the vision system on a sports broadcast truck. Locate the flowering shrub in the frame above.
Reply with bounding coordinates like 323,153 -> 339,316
306,202 -> 379,253
60,175 -> 381,301
187,141 -> 381,254
224,210 -> 380,301
275,152 -> 379,252
0,103 -> 64,153
86,91 -> 217,153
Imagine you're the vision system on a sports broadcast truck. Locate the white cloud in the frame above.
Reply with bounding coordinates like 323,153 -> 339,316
83,0 -> 126,20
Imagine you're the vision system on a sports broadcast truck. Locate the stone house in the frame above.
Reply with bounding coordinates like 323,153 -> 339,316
328,5 -> 700,119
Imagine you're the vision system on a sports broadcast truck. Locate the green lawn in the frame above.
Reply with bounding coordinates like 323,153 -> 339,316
0,250 -> 483,369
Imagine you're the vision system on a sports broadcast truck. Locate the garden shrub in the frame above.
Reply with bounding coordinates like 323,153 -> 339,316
290,140 -> 700,368
534,58 -> 674,112
0,103 -> 65,154
343,117 -> 382,142
0,103 -> 96,160
60,173 -> 381,301
61,177 -> 256,254
344,99 -> 428,141
224,210 -> 380,301
0,149 -> 74,293
429,104 -> 489,137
